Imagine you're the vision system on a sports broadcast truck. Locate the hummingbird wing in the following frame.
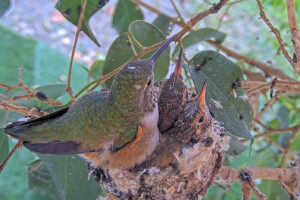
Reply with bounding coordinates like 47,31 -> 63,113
4,91 -> 118,155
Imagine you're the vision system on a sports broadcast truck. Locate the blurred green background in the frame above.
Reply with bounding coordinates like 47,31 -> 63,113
0,0 -> 299,199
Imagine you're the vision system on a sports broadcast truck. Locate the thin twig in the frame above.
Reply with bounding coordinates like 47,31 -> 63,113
130,0 -> 185,27
279,130 -> 299,168
279,178 -> 296,198
66,0 -> 88,102
249,182 -> 266,200
0,141 -> 23,173
263,137 -> 285,153
28,161 -> 44,174
0,67 -> 30,92
256,0 -> 295,71
245,82 -> 270,95
174,0 -> 229,41
0,68 -> 63,106
0,100 -> 46,117
243,81 -> 300,93
242,124 -> 300,141
87,40 -> 169,92
216,0 -> 245,29
255,92 -> 281,122
170,0 -> 186,25
286,0 -> 300,74
133,0 -> 294,81
207,40 -> 293,80
8,94 -> 61,106
0,102 -> 47,173
241,182 -> 252,200
75,0 -> 229,96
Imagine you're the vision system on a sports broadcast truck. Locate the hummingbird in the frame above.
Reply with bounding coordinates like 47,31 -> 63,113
4,34 -> 178,170
158,48 -> 187,132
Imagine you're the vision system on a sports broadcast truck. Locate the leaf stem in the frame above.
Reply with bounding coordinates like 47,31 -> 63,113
66,0 -> 88,102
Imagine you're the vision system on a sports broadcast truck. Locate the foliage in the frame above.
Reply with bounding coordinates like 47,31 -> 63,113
0,0 -> 299,199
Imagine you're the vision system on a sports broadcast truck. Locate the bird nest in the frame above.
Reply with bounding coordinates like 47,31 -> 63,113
88,88 -> 230,199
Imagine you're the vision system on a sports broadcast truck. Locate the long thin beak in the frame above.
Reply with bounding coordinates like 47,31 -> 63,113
150,34 -> 178,62
174,47 -> 183,76
198,80 -> 208,110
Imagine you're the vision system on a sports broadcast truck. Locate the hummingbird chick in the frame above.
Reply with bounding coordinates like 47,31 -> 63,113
158,48 -> 187,132
4,34 -> 178,170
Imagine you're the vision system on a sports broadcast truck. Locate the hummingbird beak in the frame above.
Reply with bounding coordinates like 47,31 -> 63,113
174,48 -> 183,76
150,34 -> 178,63
198,80 -> 208,110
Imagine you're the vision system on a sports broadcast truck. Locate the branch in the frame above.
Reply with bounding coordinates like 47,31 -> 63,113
286,0 -> 300,74
130,0 -> 185,27
242,124 -> 300,141
174,0 -> 229,41
256,0 -> 296,73
0,102 -> 48,174
66,0 -> 88,102
0,68 -> 63,106
241,182 -> 252,200
207,40 -> 293,80
76,0 -> 229,96
279,130 -> 298,168
0,141 -> 22,173
170,0 -> 186,25
131,0 -> 293,80
242,80 -> 300,93
0,100 -> 46,117
219,162 -> 300,199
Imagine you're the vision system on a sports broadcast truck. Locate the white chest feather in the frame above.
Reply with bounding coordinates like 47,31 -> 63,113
140,103 -> 159,130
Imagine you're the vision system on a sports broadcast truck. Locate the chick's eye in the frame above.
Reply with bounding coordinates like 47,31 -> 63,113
147,79 -> 152,86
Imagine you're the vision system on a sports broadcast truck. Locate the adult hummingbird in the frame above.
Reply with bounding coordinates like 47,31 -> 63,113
4,34 -> 177,170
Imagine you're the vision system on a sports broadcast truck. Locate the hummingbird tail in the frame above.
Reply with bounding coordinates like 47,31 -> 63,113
4,121 -> 91,155
3,107 -> 90,155
23,141 -> 88,155
3,107 -> 69,142
150,33 -> 178,62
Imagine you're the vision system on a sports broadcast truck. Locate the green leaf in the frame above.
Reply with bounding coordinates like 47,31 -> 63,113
291,130 -> 300,152
152,15 -> 172,36
102,32 -> 135,88
44,105 -> 68,113
129,20 -> 171,82
0,130 -> 9,164
112,0 -> 144,34
20,189 -> 54,200
226,133 -> 246,156
28,160 -> 60,200
0,25 -> 88,199
0,142 -> 37,199
0,0 -> 10,17
0,109 -> 23,164
34,84 -> 66,100
275,105 -> 291,148
173,28 -> 226,55
90,59 -> 104,80
36,154 -> 101,200
188,50 -> 253,139
55,0 -> 110,46
259,180 -> 289,200
0,25 -> 87,92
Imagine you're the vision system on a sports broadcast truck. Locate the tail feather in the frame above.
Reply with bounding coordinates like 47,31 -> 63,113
23,141 -> 92,155
3,107 -> 69,142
